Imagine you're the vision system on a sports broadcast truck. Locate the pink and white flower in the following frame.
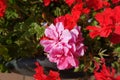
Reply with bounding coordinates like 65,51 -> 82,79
40,22 -> 85,70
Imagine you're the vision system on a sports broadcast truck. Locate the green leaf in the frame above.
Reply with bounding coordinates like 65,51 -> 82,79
54,7 -> 62,17
0,44 -> 10,61
30,23 -> 45,40
5,9 -> 19,19
0,44 -> 8,55
14,17 -> 35,32
98,49 -> 108,58
114,47 -> 120,53
8,0 -> 15,4
74,67 -> 80,72
81,15 -> 86,20
94,57 -> 100,62
74,64 -> 84,72
91,20 -> 98,26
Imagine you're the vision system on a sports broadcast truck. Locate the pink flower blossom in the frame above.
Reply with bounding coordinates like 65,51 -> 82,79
40,22 -> 85,70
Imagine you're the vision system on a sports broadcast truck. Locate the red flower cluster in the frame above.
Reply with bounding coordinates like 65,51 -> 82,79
54,14 -> 77,30
65,0 -> 110,10
65,0 -> 82,6
0,0 -> 6,17
34,62 -> 61,80
54,2 -> 90,30
112,0 -> 120,4
94,58 -> 120,80
86,6 -> 120,44
86,0 -> 110,10
43,0 -> 110,11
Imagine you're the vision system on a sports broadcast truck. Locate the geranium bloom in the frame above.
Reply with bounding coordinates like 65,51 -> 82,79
86,0 -> 109,10
65,0 -> 75,6
54,14 -> 77,30
86,6 -> 120,44
110,33 -> 120,44
40,22 -> 85,70
65,0 -> 82,6
0,0 -> 6,17
94,59 -> 120,80
34,62 -> 47,80
54,3 -> 89,30
43,0 -> 50,6
34,62 -> 61,80
112,0 -> 120,4
71,2 -> 90,22
71,3 -> 83,21
86,8 -> 113,38
46,70 -> 61,80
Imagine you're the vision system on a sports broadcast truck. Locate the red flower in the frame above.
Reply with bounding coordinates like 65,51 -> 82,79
54,3 -> 85,30
64,14 -> 77,30
86,26 -> 100,38
112,0 -> 120,4
94,64 -> 116,80
116,76 -> 120,80
94,58 -> 120,80
54,14 -> 77,30
34,62 -> 47,80
86,26 -> 112,38
75,0 -> 82,3
71,3 -> 83,21
55,1 -> 89,31
0,0 -> 6,17
95,8 -> 113,26
65,0 -> 75,6
114,26 -> 120,35
34,62 -> 61,80
43,0 -> 57,6
110,33 -> 120,44
86,6 -> 120,44
65,0 -> 82,6
43,0 -> 51,6
46,70 -> 61,80
86,0 -> 109,10
99,26 -> 112,37
82,8 -> 90,14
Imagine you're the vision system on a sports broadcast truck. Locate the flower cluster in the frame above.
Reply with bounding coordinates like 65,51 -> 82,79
112,0 -> 120,4
94,59 -> 120,80
41,0 -> 120,72
86,6 -> 120,44
86,0 -> 110,10
0,0 -> 6,17
1,0 -> 120,80
40,22 -> 85,70
34,62 -> 61,80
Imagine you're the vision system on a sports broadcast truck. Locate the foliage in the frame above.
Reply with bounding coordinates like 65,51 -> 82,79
0,0 -> 45,72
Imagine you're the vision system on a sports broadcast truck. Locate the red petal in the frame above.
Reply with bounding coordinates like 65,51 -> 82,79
114,26 -> 120,35
43,0 -> 51,6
